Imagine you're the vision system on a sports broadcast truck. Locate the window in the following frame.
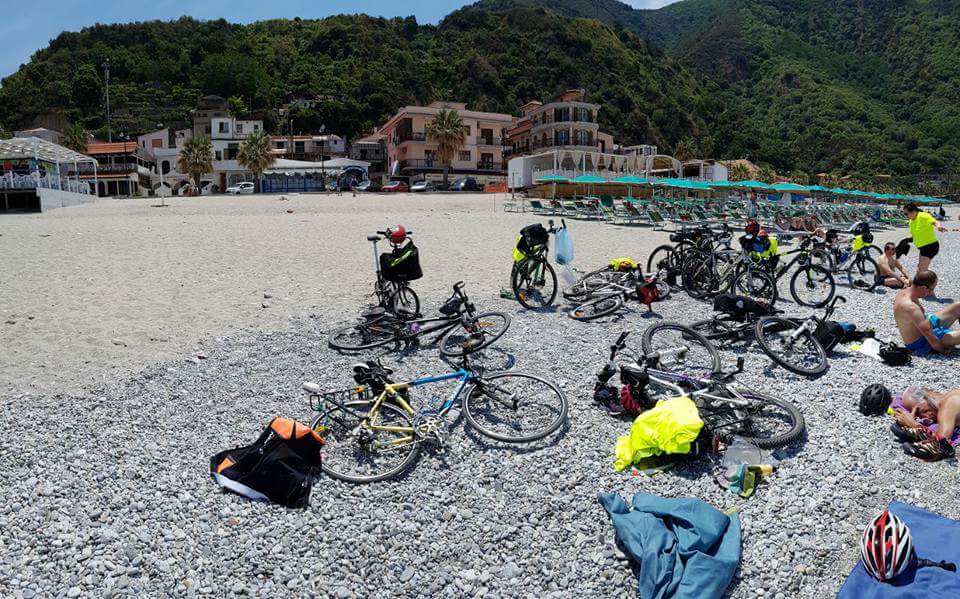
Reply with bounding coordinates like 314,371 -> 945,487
294,141 -> 305,154
465,126 -> 471,136
218,122 -> 229,134
236,124 -> 244,134
215,151 -> 222,161
480,153 -> 493,166
151,139 -> 162,149
205,125 -> 212,135
226,144 -> 238,160
161,160 -> 170,175
254,124 -> 260,131
425,150 -> 436,166
458,151 -> 471,162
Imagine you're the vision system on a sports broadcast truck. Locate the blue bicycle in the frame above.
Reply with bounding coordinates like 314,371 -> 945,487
304,358 -> 568,483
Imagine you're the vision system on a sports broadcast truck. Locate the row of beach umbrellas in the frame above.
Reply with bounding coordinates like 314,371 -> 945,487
534,173 -> 945,204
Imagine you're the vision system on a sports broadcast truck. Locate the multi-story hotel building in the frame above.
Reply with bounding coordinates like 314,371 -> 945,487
378,101 -> 513,184
505,89 -> 615,158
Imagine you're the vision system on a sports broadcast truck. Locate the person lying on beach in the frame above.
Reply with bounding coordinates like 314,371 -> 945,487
894,270 -> 960,355
892,387 -> 960,461
876,242 -> 911,289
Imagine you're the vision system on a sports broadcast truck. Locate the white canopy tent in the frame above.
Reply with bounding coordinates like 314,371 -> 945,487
264,157 -> 371,175
0,136 -> 99,193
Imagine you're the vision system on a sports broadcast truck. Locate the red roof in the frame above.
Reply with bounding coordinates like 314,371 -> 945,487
86,142 -> 139,155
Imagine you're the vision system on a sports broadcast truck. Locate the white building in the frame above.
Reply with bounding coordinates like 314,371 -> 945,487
209,116 -> 263,191
138,128 -> 196,195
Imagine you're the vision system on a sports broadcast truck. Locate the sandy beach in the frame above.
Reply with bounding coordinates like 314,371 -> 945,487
0,192 -> 911,397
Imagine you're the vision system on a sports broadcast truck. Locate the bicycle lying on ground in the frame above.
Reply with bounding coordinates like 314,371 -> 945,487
368,226 -> 421,315
328,282 -> 510,356
602,328 -> 805,449
565,265 -> 671,321
304,355 -> 568,483
510,219 -> 566,310
754,295 -> 848,377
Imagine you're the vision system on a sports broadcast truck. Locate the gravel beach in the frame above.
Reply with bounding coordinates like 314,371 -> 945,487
2,194 -> 959,598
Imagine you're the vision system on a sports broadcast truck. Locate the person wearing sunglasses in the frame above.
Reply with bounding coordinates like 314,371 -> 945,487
894,270 -> 960,355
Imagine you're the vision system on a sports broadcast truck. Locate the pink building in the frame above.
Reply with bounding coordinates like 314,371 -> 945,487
379,101 -> 513,184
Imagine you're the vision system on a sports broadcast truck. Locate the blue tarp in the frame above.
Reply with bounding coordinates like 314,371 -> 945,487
837,500 -> 960,598
599,492 -> 741,599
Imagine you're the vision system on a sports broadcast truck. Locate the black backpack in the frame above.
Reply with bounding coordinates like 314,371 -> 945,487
713,293 -> 774,321
814,321 -> 873,352
211,417 -> 324,508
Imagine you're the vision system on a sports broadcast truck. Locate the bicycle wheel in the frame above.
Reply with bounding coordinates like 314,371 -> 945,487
328,318 -> 398,351
681,253 -> 719,299
646,244 -> 677,274
847,254 -> 878,291
703,393 -> 804,449
641,322 -> 722,376
313,400 -> 420,483
731,268 -> 778,306
568,294 -> 623,321
789,264 -> 835,308
438,312 -> 511,357
511,258 -> 558,309
754,317 -> 828,376
809,248 -> 834,271
390,285 -> 420,316
463,372 -> 567,443
690,315 -> 748,345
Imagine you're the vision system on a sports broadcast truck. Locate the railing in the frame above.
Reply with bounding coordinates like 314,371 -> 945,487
477,162 -> 507,172
531,141 -> 597,151
73,163 -> 138,175
400,158 -> 436,169
0,173 -> 92,194
397,132 -> 427,144
475,137 -> 502,146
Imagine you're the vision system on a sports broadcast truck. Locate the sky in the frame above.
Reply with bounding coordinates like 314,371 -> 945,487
1,0 -> 679,79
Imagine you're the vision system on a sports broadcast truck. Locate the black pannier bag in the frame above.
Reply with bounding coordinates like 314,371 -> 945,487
713,293 -> 773,321
211,417 -> 324,509
380,241 -> 423,282
517,223 -> 549,255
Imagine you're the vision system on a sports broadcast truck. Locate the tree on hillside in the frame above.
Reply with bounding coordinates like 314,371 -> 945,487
237,131 -> 275,193
426,108 -> 467,188
756,164 -> 776,183
177,136 -> 214,193
61,123 -> 90,153
729,163 -> 750,181
789,170 -> 811,185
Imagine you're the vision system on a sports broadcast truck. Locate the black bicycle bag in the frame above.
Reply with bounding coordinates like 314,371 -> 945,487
517,223 -> 549,254
713,294 -> 773,321
380,241 -> 423,282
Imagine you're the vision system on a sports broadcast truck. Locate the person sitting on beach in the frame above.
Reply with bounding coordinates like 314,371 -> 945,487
876,242 -> 911,289
892,387 -> 960,461
894,270 -> 960,355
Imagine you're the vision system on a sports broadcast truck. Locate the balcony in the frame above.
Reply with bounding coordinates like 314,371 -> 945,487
400,158 -> 437,170
397,132 -> 427,144
475,136 -> 502,146
477,162 -> 507,172
74,163 -> 137,176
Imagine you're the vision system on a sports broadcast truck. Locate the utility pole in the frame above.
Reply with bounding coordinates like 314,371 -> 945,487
102,60 -> 112,142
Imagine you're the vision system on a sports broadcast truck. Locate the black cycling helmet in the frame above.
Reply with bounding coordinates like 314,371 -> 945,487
859,384 -> 892,416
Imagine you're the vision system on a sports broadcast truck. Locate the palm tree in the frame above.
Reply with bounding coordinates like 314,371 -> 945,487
61,123 -> 90,153
729,163 -> 750,181
756,164 -> 776,183
789,170 -> 811,185
673,137 -> 696,161
426,108 -> 466,188
237,131 -> 275,193
177,136 -> 214,194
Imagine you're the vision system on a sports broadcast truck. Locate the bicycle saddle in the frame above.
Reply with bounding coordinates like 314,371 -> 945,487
352,361 -> 394,385
367,235 -> 381,242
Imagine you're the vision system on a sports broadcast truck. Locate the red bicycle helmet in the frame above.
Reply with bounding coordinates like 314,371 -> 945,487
861,509 -> 913,582
745,219 -> 761,236
389,225 -> 407,244
758,229 -> 769,238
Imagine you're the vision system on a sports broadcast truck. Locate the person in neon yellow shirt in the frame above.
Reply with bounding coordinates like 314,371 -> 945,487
904,203 -> 946,275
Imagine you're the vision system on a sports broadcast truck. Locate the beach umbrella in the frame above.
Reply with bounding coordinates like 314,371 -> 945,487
571,174 -> 606,199
771,183 -> 811,193
614,174 -> 649,199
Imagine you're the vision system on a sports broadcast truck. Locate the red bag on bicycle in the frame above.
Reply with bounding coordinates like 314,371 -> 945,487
637,279 -> 660,307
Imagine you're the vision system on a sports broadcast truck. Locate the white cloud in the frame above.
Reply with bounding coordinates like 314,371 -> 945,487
624,0 -> 681,9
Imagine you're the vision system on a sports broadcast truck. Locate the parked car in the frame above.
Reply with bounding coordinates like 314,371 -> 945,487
449,177 -> 482,192
226,181 -> 255,195
382,180 -> 410,193
356,180 -> 380,192
410,180 -> 437,192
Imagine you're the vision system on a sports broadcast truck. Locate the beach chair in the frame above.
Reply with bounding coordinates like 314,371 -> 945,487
573,199 -> 603,220
617,201 -> 652,226
528,200 -> 553,215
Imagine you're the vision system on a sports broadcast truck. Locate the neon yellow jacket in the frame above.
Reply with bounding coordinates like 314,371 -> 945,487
614,396 -> 704,471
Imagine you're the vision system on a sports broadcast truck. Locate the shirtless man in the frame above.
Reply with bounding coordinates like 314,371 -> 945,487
893,270 -> 960,355
892,387 -> 960,460
876,242 -> 911,289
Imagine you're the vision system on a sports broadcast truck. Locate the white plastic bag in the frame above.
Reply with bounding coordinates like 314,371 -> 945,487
558,264 -> 577,288
554,227 -> 574,265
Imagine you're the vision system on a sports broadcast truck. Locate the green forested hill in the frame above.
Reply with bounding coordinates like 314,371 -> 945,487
0,8 -> 710,153
4,0 -> 960,186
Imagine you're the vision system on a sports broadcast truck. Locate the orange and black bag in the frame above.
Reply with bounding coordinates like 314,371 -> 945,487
211,417 -> 323,508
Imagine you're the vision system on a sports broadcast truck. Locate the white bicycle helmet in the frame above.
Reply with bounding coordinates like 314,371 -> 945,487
861,510 -> 914,581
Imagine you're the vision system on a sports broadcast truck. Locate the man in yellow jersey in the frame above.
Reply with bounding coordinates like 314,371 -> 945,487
904,203 -> 946,275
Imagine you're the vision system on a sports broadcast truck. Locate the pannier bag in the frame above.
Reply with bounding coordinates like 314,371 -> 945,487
814,320 -> 872,352
713,294 -> 773,320
637,280 -> 661,308
517,223 -> 549,255
380,241 -> 423,282
210,417 -> 324,508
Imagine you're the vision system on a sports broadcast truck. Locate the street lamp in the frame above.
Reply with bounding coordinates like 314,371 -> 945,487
102,60 -> 112,143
